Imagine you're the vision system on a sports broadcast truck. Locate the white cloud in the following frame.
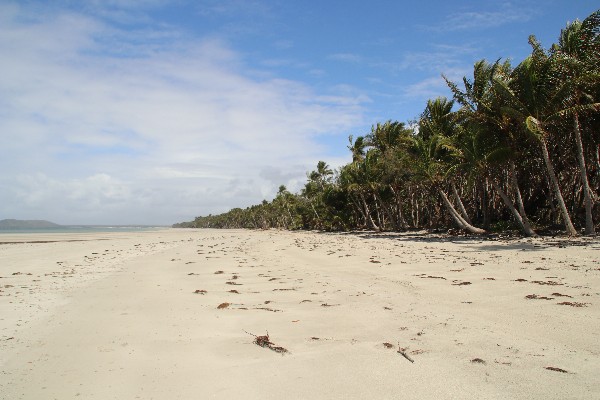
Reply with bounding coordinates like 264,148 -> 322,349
0,3 -> 365,224
430,3 -> 533,32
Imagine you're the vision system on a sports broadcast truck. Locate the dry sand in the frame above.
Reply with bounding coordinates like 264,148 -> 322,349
0,228 -> 599,399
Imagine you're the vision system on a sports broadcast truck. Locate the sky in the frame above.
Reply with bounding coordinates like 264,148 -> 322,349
1,0 -> 598,225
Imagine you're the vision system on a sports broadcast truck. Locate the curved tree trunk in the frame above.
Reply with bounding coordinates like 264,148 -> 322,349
509,160 -> 535,233
572,112 -> 595,235
539,137 -> 578,235
451,182 -> 472,224
491,180 -> 537,237
359,192 -> 380,231
439,189 -> 486,234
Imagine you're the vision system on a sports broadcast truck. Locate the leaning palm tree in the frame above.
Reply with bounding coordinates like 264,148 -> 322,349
446,59 -> 537,236
551,11 -> 600,234
410,132 -> 486,234
494,37 -> 579,235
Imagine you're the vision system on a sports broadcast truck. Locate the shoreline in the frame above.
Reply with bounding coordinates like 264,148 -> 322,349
1,229 -> 599,399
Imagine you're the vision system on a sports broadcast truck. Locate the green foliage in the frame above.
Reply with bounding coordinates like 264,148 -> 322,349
176,10 -> 600,235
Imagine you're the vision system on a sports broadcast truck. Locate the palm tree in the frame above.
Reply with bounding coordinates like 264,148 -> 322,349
494,37 -> 579,235
551,11 -> 600,234
446,59 -> 538,236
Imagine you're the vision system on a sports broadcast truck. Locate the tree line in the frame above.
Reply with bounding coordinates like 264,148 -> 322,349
175,11 -> 600,236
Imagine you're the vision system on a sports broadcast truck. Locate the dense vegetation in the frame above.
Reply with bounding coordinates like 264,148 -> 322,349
175,11 -> 600,236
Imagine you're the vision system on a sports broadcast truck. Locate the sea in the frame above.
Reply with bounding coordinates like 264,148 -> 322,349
0,226 -> 169,235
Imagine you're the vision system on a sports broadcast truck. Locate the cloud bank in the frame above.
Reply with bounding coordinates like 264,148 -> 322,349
0,3 -> 364,224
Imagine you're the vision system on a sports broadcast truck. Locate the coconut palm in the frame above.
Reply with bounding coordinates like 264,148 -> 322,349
494,37 -> 579,235
551,11 -> 600,234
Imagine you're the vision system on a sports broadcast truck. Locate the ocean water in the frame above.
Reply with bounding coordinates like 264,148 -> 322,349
0,226 -> 169,234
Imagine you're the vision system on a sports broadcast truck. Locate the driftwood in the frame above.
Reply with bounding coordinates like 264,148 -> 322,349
397,343 -> 414,363
244,330 -> 289,354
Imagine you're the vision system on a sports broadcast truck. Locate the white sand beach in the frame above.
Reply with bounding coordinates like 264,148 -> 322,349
1,229 -> 599,399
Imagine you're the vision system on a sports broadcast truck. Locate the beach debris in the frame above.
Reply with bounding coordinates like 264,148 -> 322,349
471,358 -> 486,364
217,302 -> 230,309
194,289 -> 207,294
228,289 -> 240,294
525,294 -> 554,300
383,342 -> 394,349
551,292 -> 573,298
214,270 -> 224,274
545,366 -> 569,373
397,344 -> 415,363
226,281 -> 242,285
420,275 -> 446,280
514,278 -> 528,282
531,280 -> 562,286
452,281 -> 472,286
244,330 -> 289,354
557,301 -> 589,307
254,307 -> 282,312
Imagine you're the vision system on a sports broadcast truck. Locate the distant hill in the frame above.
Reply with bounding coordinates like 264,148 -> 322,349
0,219 -> 62,229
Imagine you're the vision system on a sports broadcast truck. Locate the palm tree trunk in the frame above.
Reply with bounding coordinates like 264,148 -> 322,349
508,161 -> 537,236
389,186 -> 408,230
539,137 -> 578,235
572,112 -> 595,235
451,182 -> 472,224
491,180 -> 537,236
439,190 -> 486,234
359,192 -> 380,231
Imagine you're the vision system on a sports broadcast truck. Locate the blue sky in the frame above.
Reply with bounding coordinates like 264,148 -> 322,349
1,0 -> 598,225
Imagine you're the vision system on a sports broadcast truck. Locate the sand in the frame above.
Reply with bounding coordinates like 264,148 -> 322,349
0,228 -> 599,399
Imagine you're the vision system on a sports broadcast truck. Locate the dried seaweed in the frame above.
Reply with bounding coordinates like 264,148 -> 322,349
545,366 -> 568,373
244,330 -> 289,354
557,301 -> 589,307
194,289 -> 207,294
531,280 -> 562,286
525,294 -> 554,300
551,293 -> 573,298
